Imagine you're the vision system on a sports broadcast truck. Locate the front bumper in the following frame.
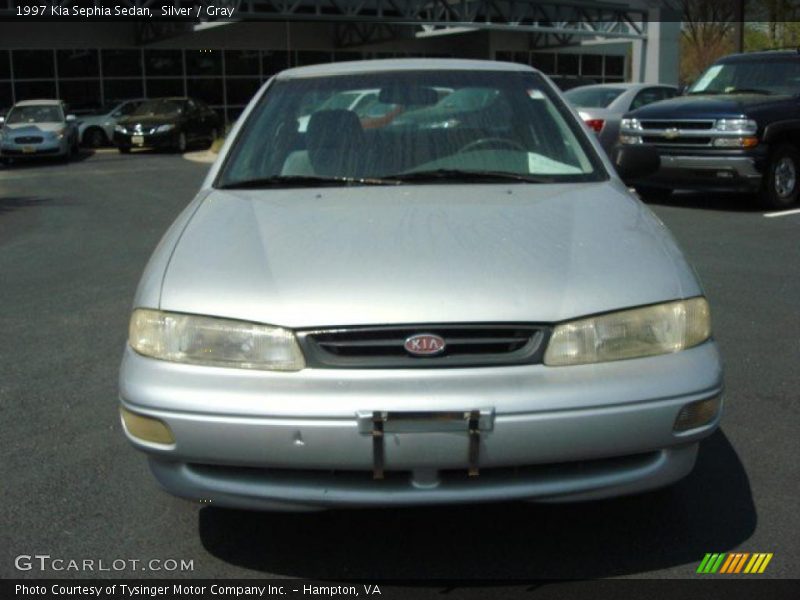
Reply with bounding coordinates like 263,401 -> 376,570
119,341 -> 723,510
113,130 -> 178,149
639,150 -> 766,192
0,138 -> 68,157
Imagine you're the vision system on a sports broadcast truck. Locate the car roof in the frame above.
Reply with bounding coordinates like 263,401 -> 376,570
567,83 -> 674,92
13,99 -> 63,107
276,58 -> 536,80
719,49 -> 800,62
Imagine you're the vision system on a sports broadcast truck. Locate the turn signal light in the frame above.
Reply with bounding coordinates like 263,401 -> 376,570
120,406 -> 175,444
674,396 -> 721,432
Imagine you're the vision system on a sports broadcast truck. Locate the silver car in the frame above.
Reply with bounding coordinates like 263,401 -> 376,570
120,59 -> 723,511
0,99 -> 79,163
77,99 -> 146,147
565,83 -> 678,154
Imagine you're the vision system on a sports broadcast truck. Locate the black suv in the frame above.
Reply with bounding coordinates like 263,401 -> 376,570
619,50 -> 800,208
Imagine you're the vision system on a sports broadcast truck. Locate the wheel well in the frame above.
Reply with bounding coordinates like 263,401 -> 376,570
82,126 -> 106,142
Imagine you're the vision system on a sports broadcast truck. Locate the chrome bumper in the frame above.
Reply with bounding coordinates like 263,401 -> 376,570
119,341 -> 723,509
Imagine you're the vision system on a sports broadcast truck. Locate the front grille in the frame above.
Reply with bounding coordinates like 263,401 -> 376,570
640,120 -> 715,130
14,136 -> 44,144
643,135 -> 712,146
298,324 -> 549,368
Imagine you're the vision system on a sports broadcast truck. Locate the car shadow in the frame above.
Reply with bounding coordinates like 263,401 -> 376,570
0,196 -> 54,215
642,190 -> 765,213
1,149 -> 95,170
198,430 -> 755,579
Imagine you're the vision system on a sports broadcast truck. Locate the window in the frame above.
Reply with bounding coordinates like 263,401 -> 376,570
186,50 -> 222,77
581,55 -> 603,77
630,87 -> 676,110
219,70 -> 603,187
529,53 -> 556,74
556,55 -> 579,76
226,78 -> 261,105
104,79 -> 144,103
225,50 -> 260,76
0,50 -> 10,79
146,78 -> 183,97
57,49 -> 99,78
14,80 -> 56,100
605,56 -> 625,77
0,82 -> 12,111
101,50 -> 142,77
145,50 -> 183,77
59,80 -> 102,112
13,50 -> 54,79
565,86 -> 626,109
187,78 -> 223,105
262,51 -> 290,77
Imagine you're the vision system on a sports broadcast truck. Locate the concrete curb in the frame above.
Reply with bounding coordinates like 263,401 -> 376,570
183,150 -> 217,164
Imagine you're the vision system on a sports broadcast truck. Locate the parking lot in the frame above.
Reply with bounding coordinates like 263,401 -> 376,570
1,149 -> 798,581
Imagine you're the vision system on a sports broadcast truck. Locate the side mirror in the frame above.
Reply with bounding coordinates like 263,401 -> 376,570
66,114 -> 76,123
613,144 -> 660,183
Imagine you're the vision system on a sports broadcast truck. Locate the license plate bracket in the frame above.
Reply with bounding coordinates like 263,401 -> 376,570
131,135 -> 144,146
356,409 -> 494,480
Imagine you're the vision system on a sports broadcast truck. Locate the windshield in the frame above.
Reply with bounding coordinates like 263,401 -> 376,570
564,86 -> 625,108
132,99 -> 183,116
218,70 -> 604,187
7,105 -> 63,124
689,59 -> 800,95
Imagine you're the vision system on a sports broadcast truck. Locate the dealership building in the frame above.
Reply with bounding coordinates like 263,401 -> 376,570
0,0 -> 679,123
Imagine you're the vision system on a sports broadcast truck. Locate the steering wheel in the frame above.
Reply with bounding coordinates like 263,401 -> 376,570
457,137 -> 527,154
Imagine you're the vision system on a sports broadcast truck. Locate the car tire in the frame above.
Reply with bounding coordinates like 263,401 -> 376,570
83,127 -> 107,148
118,146 -> 131,154
634,186 -> 673,202
759,143 -> 800,209
176,132 -> 187,153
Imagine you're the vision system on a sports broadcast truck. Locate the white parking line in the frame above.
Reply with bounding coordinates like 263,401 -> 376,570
764,208 -> 800,218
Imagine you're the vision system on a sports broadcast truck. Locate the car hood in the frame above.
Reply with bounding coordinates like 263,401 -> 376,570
119,115 -> 178,128
629,93 -> 790,119
158,183 -> 700,328
3,122 -> 64,133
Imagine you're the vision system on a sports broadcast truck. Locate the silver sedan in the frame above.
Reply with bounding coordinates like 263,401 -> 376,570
565,83 -> 678,154
119,60 -> 722,511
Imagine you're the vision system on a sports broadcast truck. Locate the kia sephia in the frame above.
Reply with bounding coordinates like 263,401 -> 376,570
119,59 -> 723,511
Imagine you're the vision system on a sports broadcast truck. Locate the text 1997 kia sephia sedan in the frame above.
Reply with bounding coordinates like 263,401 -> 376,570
119,60 -> 723,511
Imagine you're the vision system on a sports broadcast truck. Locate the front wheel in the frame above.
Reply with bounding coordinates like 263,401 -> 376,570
759,143 -> 800,209
83,128 -> 107,148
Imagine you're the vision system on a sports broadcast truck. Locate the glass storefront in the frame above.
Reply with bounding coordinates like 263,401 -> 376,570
0,48 -> 628,120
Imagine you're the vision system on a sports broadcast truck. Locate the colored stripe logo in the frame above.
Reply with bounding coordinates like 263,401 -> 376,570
697,553 -> 773,574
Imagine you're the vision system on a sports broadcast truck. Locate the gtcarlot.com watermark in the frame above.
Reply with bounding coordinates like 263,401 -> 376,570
14,554 -> 194,573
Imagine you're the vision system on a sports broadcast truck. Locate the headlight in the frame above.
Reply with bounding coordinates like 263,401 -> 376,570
52,128 -> 65,139
544,297 -> 711,366
114,124 -> 126,133
621,118 -> 642,131
715,118 -> 757,134
129,309 -> 306,371
156,124 -> 175,133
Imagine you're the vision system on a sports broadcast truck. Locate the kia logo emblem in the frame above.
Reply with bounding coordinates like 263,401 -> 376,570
404,333 -> 446,356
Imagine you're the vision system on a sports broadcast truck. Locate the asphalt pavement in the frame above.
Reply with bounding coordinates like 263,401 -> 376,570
1,150 -> 798,582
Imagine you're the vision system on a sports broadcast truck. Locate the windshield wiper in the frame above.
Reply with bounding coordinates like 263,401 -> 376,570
384,169 -> 554,184
219,175 -> 399,189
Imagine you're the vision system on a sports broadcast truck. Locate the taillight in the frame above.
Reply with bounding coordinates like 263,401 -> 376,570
584,118 -> 605,133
